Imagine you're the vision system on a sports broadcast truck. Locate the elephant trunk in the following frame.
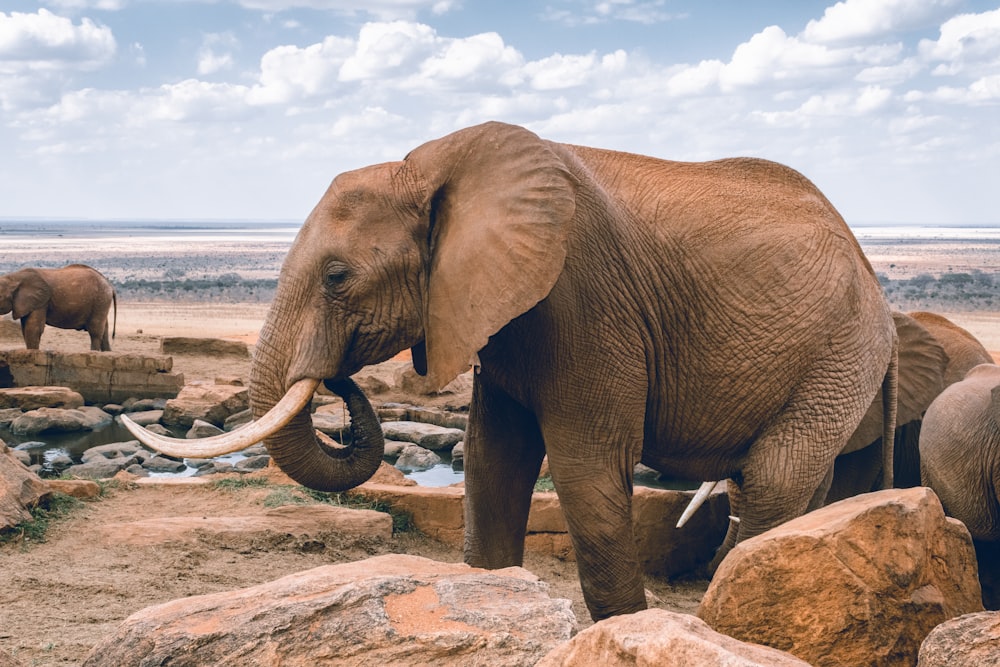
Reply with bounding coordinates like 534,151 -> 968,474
249,329 -> 385,492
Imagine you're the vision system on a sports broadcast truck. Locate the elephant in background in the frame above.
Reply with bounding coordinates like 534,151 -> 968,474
826,310 -> 993,503
123,121 -> 896,620
0,264 -> 117,351
920,362 -> 1000,609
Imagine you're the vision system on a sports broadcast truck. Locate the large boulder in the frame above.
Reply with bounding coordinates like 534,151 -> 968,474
1,440 -> 51,531
161,383 -> 249,428
917,610 -> 1000,666
83,554 -> 576,667
538,608 -> 812,666
0,386 -> 84,410
381,420 -> 465,451
698,487 -> 984,667
9,406 -> 112,435
160,337 -> 249,358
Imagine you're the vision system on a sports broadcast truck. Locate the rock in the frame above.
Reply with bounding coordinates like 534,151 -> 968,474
223,408 -> 251,431
160,337 -> 249,358
0,386 -> 85,410
1,441 -> 51,531
81,440 -> 146,463
0,407 -> 22,426
381,420 -> 464,450
186,419 -> 223,438
233,455 -> 270,472
452,440 -> 464,464
10,406 -> 112,435
537,608 -> 812,666
9,449 -> 30,466
383,439 -> 409,458
121,409 -> 163,426
395,443 -> 442,471
698,487 -> 985,667
142,455 -> 187,474
311,409 -> 349,438
214,375 -> 244,386
123,397 -> 166,412
161,384 -> 249,428
83,554 -> 575,667
144,423 -> 171,436
46,479 -> 102,499
369,460 -> 417,486
917,610 -> 1000,666
65,458 -> 132,480
394,365 -> 474,397
354,373 -> 390,395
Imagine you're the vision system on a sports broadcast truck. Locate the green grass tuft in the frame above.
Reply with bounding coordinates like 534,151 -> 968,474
0,493 -> 83,548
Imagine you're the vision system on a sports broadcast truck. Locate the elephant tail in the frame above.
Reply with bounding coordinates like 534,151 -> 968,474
112,290 -> 117,340
881,333 -> 899,489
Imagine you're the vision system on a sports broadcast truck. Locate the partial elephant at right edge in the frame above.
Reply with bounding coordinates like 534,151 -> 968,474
826,310 -> 993,503
919,362 -> 1000,610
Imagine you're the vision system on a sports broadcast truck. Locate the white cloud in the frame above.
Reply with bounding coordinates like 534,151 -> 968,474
919,8 -> 1000,76
755,85 -> 893,127
197,32 -> 239,76
0,8 -> 116,71
232,0 -> 459,20
543,0 -> 680,26
417,32 -> 522,85
339,21 -> 437,81
522,50 -> 626,90
803,0 -> 960,44
249,35 -> 354,104
917,74 -> 1000,104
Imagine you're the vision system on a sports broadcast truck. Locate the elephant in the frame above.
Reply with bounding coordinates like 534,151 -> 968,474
122,121 -> 897,620
826,310 -> 993,502
0,264 -> 117,351
919,362 -> 1000,609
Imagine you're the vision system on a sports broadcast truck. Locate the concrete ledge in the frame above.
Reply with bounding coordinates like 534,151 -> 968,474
0,350 -> 184,403
350,482 -> 730,577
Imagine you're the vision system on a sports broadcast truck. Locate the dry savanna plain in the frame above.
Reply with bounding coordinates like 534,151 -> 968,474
1,220 -> 999,665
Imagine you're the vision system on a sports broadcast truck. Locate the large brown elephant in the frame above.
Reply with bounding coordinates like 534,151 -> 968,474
920,362 -> 1000,609
826,310 -> 993,502
0,264 -> 116,351
124,121 -> 897,620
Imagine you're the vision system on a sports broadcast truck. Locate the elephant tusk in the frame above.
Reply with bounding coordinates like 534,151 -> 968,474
676,480 -> 726,528
120,378 -> 320,459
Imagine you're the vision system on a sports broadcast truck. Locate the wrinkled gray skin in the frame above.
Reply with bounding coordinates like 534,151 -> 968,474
827,311 -> 993,503
249,121 -> 897,620
920,362 -> 1000,609
0,264 -> 116,351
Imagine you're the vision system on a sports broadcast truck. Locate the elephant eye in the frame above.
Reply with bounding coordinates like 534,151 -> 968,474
323,262 -> 351,290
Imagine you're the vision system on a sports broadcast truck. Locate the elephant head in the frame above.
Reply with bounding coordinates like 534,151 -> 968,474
123,122 -> 576,491
0,269 -> 52,320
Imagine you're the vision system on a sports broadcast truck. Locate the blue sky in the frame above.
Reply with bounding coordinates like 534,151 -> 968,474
1,1 -> 998,225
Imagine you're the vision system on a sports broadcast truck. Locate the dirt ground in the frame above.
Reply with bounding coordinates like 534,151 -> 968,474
0,310 -> 707,666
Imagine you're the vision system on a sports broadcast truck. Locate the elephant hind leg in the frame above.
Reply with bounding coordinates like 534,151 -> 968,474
96,324 -> 111,351
735,388 -> 870,546
20,313 -> 45,349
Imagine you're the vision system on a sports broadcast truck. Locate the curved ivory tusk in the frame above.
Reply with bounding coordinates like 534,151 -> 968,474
675,480 -> 726,529
120,378 -> 320,459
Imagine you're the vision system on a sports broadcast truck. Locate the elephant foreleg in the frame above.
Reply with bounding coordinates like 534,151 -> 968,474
463,376 -> 546,569
546,438 -> 647,620
20,312 -> 45,349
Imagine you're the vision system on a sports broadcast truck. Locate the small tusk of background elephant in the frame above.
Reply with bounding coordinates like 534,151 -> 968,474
124,119 -> 910,622
0,264 -> 117,351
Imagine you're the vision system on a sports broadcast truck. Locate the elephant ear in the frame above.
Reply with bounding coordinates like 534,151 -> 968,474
11,270 -> 51,320
404,122 -> 577,389
845,311 -> 948,452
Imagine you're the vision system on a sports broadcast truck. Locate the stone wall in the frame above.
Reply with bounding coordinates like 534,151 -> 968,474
0,350 -> 185,403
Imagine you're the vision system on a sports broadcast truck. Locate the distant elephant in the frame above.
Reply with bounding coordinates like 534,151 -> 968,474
827,310 -> 993,502
123,121 -> 897,620
0,264 -> 117,351
920,362 -> 1000,609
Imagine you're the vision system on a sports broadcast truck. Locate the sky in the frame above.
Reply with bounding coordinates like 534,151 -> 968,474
1,1 -> 998,226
